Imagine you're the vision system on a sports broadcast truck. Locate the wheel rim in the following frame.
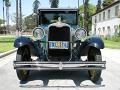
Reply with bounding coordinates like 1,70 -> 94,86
22,70 -> 28,75
88,48 -> 97,79
89,69 -> 96,79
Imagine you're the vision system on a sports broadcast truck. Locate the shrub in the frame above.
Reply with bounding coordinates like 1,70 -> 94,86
111,32 -> 120,42
112,36 -> 120,42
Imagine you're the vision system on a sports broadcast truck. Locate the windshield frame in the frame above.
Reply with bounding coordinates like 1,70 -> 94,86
38,9 -> 78,25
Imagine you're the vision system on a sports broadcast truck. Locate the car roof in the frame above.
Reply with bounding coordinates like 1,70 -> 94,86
38,8 -> 79,12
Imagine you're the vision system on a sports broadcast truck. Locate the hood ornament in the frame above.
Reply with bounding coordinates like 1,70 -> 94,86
58,17 -> 62,22
50,16 -> 68,27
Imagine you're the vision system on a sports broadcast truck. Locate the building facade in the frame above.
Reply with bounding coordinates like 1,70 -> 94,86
92,1 -> 120,37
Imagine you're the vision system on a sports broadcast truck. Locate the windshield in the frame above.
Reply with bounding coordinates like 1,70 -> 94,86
39,11 -> 77,25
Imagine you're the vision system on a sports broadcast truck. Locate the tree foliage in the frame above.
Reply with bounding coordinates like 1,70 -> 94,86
79,4 -> 96,32
24,15 -> 37,30
96,0 -> 102,12
49,0 -> 59,8
84,0 -> 89,34
0,19 -> 3,25
33,0 -> 40,13
5,0 -> 11,7
102,0 -> 114,8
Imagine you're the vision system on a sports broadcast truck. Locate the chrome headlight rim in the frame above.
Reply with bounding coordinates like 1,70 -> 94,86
33,27 -> 45,40
75,28 -> 87,40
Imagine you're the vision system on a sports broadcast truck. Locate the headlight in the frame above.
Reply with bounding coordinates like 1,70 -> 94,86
75,28 -> 87,40
33,27 -> 45,39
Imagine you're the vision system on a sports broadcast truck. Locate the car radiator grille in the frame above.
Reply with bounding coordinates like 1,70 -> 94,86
48,26 -> 71,61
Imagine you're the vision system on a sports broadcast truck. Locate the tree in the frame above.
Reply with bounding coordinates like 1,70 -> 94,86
96,0 -> 102,12
0,18 -> 5,34
84,0 -> 89,34
16,0 -> 23,36
102,0 -> 114,8
5,0 -> 11,33
79,4 -> 96,32
24,14 -> 37,30
10,13 -> 24,25
0,19 -> 4,26
49,0 -> 59,8
19,0 -> 22,31
16,0 -> 19,36
5,0 -> 11,7
3,0 -> 5,26
33,0 -> 40,14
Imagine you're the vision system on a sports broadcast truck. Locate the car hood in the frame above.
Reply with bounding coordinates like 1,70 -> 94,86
38,24 -> 78,30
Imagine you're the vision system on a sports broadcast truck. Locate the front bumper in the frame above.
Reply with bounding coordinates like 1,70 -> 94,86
13,61 -> 106,71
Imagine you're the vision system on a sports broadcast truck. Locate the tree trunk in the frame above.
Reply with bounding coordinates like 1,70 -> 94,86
84,0 -> 89,35
3,0 -> 5,34
16,0 -> 19,37
19,0 -> 22,32
6,6 -> 9,34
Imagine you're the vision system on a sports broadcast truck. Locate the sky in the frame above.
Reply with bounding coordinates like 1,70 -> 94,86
0,0 -> 98,25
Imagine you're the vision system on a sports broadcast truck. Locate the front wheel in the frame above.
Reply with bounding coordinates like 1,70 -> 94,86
88,47 -> 102,83
16,46 -> 31,81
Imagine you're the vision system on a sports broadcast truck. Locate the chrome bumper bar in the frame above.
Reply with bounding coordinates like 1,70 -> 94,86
13,61 -> 106,71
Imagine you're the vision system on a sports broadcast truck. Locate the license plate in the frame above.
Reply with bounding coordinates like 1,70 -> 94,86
49,41 -> 69,49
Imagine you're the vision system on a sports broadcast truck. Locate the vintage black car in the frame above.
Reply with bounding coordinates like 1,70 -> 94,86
14,8 -> 106,83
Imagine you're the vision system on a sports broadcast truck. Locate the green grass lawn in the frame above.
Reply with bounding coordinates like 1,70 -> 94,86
0,35 -> 120,53
103,39 -> 120,49
0,36 -> 15,53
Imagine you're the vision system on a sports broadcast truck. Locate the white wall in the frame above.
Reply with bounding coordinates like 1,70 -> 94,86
92,2 -> 120,37
94,18 -> 120,35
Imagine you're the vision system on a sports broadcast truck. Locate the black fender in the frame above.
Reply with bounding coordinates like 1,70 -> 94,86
85,37 -> 104,49
14,36 -> 34,48
79,37 -> 104,56
14,36 -> 37,56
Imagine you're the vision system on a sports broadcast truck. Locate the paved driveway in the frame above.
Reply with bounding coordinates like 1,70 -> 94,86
0,48 -> 120,90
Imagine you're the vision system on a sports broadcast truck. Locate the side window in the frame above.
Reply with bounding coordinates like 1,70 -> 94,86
39,12 -> 42,25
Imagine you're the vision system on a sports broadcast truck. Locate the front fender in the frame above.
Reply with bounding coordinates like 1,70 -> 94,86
14,36 -> 34,48
85,37 -> 104,49
79,37 -> 104,56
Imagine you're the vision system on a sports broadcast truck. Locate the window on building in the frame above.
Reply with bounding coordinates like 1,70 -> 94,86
99,14 -> 101,21
115,5 -> 119,16
114,25 -> 118,35
103,12 -> 105,20
94,27 -> 96,34
103,27 -> 105,34
108,10 -> 111,19
103,27 -> 106,37
107,26 -> 111,37
95,16 -> 97,23
98,28 -> 101,35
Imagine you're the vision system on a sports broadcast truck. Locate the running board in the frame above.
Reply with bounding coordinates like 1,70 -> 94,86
13,61 -> 106,71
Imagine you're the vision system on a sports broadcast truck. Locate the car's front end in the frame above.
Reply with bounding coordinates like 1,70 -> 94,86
13,8 -> 106,83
